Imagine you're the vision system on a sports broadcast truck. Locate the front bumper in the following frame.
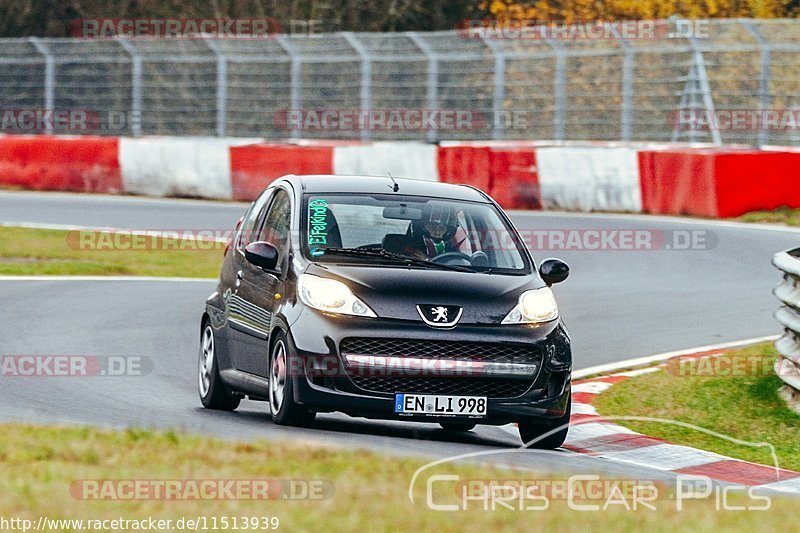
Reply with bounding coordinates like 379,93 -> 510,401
287,307 -> 572,425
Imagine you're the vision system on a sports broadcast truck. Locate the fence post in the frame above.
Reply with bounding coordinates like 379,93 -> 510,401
117,38 -> 143,137
482,37 -> 506,141
673,39 -> 721,145
275,36 -> 302,139
28,38 -> 54,135
691,38 -> 722,145
342,32 -> 372,141
742,20 -> 771,148
205,38 -> 228,138
546,39 -> 566,141
619,38 -> 634,142
671,69 -> 695,143
407,32 -> 439,143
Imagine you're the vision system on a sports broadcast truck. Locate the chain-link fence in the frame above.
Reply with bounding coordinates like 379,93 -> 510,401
1,19 -> 799,145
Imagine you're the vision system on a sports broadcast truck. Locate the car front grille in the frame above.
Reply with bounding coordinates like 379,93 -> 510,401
340,337 -> 540,399
340,338 -> 541,365
348,375 -> 533,398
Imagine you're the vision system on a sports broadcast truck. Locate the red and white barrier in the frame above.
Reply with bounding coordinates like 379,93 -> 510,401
536,146 -> 642,212
230,143 -> 334,201
0,135 -> 121,193
638,147 -> 800,217
1,135 -> 799,218
333,142 -> 439,181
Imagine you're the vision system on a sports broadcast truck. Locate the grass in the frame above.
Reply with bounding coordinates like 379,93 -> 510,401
738,206 -> 800,227
594,343 -> 800,471
0,423 -> 797,531
0,226 -> 224,277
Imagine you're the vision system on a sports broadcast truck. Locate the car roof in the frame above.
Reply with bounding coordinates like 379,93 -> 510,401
280,174 -> 492,203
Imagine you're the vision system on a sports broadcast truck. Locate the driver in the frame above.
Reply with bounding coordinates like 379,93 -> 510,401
404,204 -> 466,260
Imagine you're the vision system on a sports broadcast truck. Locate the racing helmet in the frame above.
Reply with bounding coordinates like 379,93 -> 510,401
414,203 -> 458,242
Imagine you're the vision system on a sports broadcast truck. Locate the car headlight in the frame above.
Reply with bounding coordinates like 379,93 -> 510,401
502,288 -> 559,324
297,274 -> 377,318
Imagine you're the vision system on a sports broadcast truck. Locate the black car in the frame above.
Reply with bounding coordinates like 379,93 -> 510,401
198,175 -> 572,448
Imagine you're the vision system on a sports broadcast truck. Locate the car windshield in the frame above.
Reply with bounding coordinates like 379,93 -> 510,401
302,193 -> 530,274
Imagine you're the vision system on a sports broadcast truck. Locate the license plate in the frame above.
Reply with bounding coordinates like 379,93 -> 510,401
394,394 -> 487,417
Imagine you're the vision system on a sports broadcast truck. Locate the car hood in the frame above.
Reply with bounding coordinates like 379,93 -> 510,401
305,262 -> 543,324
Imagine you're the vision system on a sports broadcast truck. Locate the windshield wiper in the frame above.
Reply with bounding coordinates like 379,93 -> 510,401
313,247 -> 474,272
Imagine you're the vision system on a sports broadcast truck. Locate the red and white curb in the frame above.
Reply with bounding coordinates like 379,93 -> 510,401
551,346 -> 800,494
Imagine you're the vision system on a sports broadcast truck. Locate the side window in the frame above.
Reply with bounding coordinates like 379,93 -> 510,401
258,189 -> 291,264
237,189 -> 273,252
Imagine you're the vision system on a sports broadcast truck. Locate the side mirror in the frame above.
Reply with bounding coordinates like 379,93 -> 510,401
539,258 -> 569,286
244,241 -> 279,271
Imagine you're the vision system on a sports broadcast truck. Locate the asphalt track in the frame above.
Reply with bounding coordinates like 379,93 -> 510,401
1,190 -> 798,482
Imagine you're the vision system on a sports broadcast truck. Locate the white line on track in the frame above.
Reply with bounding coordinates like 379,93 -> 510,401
2,221 -> 128,232
0,189 -> 247,209
573,335 -> 780,378
510,210 -> 800,234
0,276 -> 217,282
0,222 -> 230,242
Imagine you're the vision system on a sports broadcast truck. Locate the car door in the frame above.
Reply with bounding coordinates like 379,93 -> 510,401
228,187 -> 291,377
226,187 -> 273,375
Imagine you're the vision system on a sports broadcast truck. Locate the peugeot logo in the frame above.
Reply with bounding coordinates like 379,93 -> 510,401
416,304 -> 463,328
431,306 -> 449,322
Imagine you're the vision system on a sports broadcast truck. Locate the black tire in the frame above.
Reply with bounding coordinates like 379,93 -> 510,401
518,396 -> 570,449
269,332 -> 316,427
198,322 -> 240,411
439,421 -> 477,432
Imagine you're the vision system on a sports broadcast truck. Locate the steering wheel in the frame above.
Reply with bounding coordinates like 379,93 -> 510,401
431,251 -> 472,264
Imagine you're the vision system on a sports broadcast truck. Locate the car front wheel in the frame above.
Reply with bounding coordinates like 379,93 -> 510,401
268,332 -> 316,427
198,322 -> 240,411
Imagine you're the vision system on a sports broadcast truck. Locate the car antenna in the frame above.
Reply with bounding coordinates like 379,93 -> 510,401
387,172 -> 399,192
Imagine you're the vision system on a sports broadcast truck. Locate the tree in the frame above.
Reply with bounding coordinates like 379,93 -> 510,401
478,0 -> 797,21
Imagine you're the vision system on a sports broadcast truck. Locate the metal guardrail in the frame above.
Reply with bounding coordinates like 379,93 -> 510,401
0,18 -> 799,144
773,247 -> 800,391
